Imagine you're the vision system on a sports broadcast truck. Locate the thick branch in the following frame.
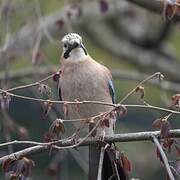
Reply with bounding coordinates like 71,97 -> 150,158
0,129 -> 180,165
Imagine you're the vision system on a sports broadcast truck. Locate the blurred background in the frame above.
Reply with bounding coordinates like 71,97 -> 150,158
0,0 -> 180,179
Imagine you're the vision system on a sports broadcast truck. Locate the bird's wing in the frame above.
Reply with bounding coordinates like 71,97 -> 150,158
59,86 -> 62,101
99,63 -> 116,104
58,70 -> 62,101
108,79 -> 116,104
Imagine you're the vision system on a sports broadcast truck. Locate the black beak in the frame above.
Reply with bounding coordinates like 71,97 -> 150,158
64,42 -> 79,59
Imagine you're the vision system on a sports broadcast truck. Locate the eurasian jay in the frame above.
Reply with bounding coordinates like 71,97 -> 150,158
58,33 -> 126,180
59,33 -> 115,135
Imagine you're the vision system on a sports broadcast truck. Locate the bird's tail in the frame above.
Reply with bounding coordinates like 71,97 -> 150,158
102,146 -> 128,180
89,144 -> 129,180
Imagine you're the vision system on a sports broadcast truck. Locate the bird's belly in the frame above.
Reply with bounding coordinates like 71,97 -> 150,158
61,75 -> 112,120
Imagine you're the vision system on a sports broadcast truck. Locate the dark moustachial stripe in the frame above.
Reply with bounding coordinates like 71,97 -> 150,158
64,43 -> 87,59
80,44 -> 88,55
64,42 -> 79,59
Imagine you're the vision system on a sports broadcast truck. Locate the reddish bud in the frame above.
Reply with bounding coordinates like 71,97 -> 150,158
135,86 -> 145,99
99,0 -> 109,13
3,157 -> 35,179
49,119 -> 65,137
121,153 -> 132,172
152,118 -> 162,129
43,132 -> 56,143
43,101 -> 53,117
160,120 -> 170,138
0,92 -> 11,110
100,118 -> 110,128
116,105 -> 128,117
52,72 -> 60,82
56,20 -> 65,27
162,139 -> 175,153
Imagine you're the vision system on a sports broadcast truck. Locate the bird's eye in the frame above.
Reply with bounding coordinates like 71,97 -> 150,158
64,44 -> 67,48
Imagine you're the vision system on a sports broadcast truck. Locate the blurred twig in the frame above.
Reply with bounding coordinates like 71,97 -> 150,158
0,67 -> 179,92
84,21 -> 180,82
152,135 -> 175,180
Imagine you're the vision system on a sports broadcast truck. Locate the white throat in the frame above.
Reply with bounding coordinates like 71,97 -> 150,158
68,48 -> 87,62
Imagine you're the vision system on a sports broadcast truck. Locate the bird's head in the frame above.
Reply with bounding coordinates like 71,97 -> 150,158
61,33 -> 87,61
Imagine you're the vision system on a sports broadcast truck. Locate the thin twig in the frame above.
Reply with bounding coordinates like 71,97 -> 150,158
0,67 -> 179,92
113,162 -> 121,180
35,0 -> 54,43
119,72 -> 161,104
97,147 -> 105,180
152,135 -> 175,180
0,72 -> 178,117
6,73 -> 56,92
124,104 -> 180,115
53,110 -> 112,150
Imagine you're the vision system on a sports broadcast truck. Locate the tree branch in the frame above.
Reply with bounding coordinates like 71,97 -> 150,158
0,129 -> 180,165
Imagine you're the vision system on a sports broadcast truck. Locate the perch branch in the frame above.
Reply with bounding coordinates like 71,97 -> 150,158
0,130 -> 180,165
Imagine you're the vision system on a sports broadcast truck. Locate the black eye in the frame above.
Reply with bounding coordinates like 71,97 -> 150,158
64,44 -> 67,48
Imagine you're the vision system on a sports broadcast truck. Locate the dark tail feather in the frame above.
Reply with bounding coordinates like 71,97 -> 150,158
89,144 -> 129,180
102,149 -> 128,180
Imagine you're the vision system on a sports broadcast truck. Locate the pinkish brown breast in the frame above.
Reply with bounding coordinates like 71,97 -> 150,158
59,58 -> 113,120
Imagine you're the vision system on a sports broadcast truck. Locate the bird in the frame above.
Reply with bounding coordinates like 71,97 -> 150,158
58,33 -> 127,180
